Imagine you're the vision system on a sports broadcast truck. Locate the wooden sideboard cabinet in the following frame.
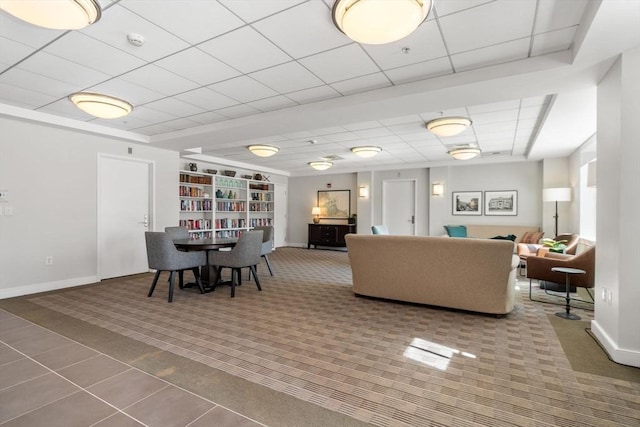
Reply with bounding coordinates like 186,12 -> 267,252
308,224 -> 356,249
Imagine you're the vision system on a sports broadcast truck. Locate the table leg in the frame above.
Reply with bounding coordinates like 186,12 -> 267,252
555,272 -> 580,320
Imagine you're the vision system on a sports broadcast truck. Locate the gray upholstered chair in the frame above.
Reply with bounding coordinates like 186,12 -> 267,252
145,232 -> 206,302
164,226 -> 192,287
208,230 -> 263,298
371,225 -> 389,235
253,225 -> 274,276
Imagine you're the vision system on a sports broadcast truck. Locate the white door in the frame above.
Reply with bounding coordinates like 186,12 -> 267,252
98,155 -> 152,279
274,184 -> 287,247
382,179 -> 416,235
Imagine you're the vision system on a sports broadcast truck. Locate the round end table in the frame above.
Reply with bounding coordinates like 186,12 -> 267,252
551,267 -> 585,320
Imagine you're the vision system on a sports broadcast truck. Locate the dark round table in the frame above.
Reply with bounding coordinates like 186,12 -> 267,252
173,238 -> 237,289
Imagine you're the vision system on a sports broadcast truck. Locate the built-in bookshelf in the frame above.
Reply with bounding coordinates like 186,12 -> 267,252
178,171 -> 275,240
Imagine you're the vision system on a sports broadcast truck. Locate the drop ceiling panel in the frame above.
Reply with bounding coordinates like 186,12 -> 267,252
330,73 -> 391,96
531,27 -> 577,56
0,67 -> 76,98
0,37 -> 35,67
17,51 -> 110,87
155,48 -> 241,86
450,38 -> 530,72
384,57 -> 452,85
534,0 -> 589,33
300,44 -> 380,83
144,97 -> 205,117
433,0 -> 495,17
248,95 -> 297,112
219,0 -> 307,23
197,26 -> 291,74
173,87 -> 239,111
38,98 -> 97,120
0,13 -> 63,49
285,85 -> 341,104
119,64 -> 199,96
209,76 -> 278,103
188,111 -> 228,125
88,79 -> 164,105
0,83 -> 57,109
249,61 -> 324,93
216,103 -> 260,119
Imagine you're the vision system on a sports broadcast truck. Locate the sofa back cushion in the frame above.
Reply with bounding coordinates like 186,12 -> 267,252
521,231 -> 545,244
444,225 -> 467,237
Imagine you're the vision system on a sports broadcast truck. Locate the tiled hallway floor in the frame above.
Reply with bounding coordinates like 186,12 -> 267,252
0,309 -> 264,427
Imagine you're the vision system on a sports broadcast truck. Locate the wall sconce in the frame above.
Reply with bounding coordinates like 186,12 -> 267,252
358,186 -> 369,198
432,183 -> 444,196
312,206 -> 321,224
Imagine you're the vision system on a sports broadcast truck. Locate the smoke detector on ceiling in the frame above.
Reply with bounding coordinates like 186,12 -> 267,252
127,33 -> 145,47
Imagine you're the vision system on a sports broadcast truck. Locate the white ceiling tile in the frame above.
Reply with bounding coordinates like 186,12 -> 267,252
131,122 -> 177,135
522,95 -> 549,107
0,13 -> 64,49
173,87 -> 238,111
198,26 -> 291,74
363,20 -> 447,70
0,67 -> 76,98
219,0 -> 307,23
155,48 -> 240,86
468,100 -> 520,114
385,57 -> 452,85
38,98 -> 99,121
250,62 -> 324,93
0,83 -> 57,109
386,122 -> 426,135
534,0 -> 589,33
43,32 -> 145,76
188,111 -> 228,125
80,4 -> 190,62
91,115 -> 152,130
253,1 -> 349,58
518,105 -> 544,120
161,117 -> 201,131
120,64 -> 199,96
17,51 -> 111,87
209,76 -> 278,103
434,0 -> 495,17
285,85 -> 341,104
216,103 -> 260,119
470,109 -> 519,125
144,97 -> 205,117
127,105 -> 177,124
439,0 -> 536,54
248,95 -> 298,112
343,121 -> 383,131
299,44 -> 380,83
531,26 -> 577,57
379,115 -> 423,126
353,127 -> 394,139
88,79 -> 164,105
330,72 -> 392,96
0,36 -> 35,66
450,38 -> 530,72
319,132 -> 360,143
121,1 -> 244,44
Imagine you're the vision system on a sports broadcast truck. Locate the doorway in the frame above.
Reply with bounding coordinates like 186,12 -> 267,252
382,179 -> 416,235
98,154 -> 153,280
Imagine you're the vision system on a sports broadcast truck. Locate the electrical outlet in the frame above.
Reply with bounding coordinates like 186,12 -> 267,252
45,256 -> 53,265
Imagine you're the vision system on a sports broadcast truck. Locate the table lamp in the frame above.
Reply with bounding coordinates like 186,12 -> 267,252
542,187 -> 572,236
312,207 -> 321,224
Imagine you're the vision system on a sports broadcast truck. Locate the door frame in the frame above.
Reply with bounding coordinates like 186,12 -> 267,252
381,178 -> 418,235
97,153 -> 155,280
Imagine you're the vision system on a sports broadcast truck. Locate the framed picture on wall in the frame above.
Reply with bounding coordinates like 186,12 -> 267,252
317,190 -> 350,219
452,191 -> 482,216
484,190 -> 518,216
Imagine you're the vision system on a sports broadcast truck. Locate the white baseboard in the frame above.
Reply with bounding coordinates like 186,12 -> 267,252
590,320 -> 640,368
0,276 -> 98,300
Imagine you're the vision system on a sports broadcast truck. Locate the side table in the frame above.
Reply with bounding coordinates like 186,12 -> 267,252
551,267 -> 586,320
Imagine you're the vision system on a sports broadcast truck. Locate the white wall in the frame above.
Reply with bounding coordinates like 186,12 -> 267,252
591,47 -> 640,367
0,117 -> 178,298
429,161 -> 543,236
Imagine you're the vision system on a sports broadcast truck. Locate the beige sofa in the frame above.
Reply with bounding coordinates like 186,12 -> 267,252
345,234 -> 520,315
445,225 -> 541,244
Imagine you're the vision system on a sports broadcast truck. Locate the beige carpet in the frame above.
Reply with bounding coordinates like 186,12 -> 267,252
8,248 -> 640,426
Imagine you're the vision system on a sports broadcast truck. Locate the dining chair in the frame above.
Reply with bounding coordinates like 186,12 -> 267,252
252,225 -> 274,276
145,232 -> 206,302
208,230 -> 263,298
164,226 -> 192,288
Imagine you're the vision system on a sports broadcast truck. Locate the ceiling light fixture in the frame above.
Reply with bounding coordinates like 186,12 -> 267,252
248,145 -> 279,157
448,146 -> 481,160
332,0 -> 432,45
0,0 -> 102,30
351,146 -> 382,158
69,92 -> 133,119
308,161 -> 333,171
426,117 -> 472,137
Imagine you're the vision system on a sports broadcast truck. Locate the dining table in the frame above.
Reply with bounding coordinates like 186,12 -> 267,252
173,237 -> 237,290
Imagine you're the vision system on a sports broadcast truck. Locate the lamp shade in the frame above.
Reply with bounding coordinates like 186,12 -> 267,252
248,145 -> 279,157
308,161 -> 333,170
448,146 -> 480,160
351,146 -> 382,158
69,92 -> 133,119
311,207 -> 321,215
426,116 -> 472,137
1,0 -> 102,29
332,0 -> 432,45
543,187 -> 572,202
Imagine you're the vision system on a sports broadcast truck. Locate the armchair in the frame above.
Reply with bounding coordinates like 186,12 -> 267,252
517,234 -> 579,276
526,245 -> 595,303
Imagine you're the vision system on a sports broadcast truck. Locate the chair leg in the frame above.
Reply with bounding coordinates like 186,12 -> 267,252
250,265 -> 262,291
148,270 -> 162,297
168,271 -> 175,303
193,267 -> 205,294
263,254 -> 273,276
230,268 -> 238,298
178,270 -> 184,289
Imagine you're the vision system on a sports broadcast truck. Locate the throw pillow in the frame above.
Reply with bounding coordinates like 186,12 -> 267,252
521,231 -> 544,244
444,225 -> 467,238
490,234 -> 516,241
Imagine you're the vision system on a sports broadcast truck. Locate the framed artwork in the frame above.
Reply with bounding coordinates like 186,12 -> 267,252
452,191 -> 482,216
318,190 -> 351,219
485,190 -> 518,216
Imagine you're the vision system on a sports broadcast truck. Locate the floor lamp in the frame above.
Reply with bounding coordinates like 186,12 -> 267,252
543,187 -> 572,236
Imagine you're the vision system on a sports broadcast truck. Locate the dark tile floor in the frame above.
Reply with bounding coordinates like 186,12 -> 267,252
0,309 -> 264,427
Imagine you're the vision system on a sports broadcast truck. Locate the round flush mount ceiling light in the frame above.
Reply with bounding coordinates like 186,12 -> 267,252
248,145 -> 279,157
332,0 -> 432,45
0,0 -> 102,30
426,117 -> 472,137
351,146 -> 382,158
69,92 -> 133,119
448,146 -> 481,160
308,161 -> 333,171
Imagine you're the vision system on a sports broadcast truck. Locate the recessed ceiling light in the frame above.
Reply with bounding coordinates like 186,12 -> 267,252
0,0 -> 102,30
69,92 -> 133,119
